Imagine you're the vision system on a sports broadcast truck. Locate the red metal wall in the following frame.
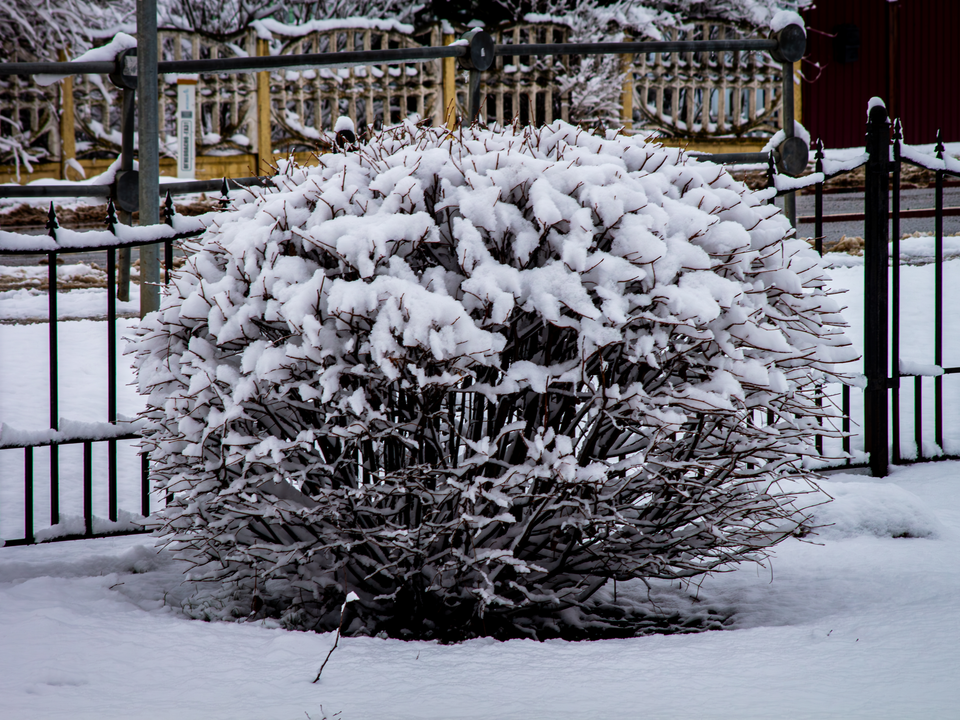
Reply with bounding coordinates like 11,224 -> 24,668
802,0 -> 960,148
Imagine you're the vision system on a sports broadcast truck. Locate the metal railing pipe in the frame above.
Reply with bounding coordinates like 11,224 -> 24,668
156,45 -> 468,76
0,185 -> 111,198
692,152 -> 770,165
495,38 -> 779,58
0,61 -> 116,76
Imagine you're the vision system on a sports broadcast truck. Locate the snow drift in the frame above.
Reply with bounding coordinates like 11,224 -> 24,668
132,119 -> 856,640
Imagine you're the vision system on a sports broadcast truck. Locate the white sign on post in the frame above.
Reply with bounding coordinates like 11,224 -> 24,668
176,78 -> 197,179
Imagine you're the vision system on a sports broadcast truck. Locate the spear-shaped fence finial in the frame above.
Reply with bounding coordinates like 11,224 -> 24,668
164,190 -> 177,227
105,198 -> 119,234
46,202 -> 59,241
219,177 -> 230,210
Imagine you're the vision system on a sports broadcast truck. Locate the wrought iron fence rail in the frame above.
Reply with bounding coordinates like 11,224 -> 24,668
0,186 -> 112,199
494,38 -> 780,58
0,61 -> 116,77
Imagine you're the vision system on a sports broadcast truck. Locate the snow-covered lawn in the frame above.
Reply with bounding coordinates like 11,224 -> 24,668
0,460 -> 958,719
3,246 -> 960,718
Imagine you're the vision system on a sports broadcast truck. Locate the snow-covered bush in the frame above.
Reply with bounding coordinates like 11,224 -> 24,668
134,119 -> 854,640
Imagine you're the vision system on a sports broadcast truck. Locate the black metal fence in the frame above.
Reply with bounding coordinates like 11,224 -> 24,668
12,22 -> 921,548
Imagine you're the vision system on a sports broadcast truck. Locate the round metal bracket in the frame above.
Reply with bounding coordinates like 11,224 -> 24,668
457,29 -> 495,72
776,136 -> 809,177
771,24 -> 806,64
109,48 -> 138,90
114,170 -> 140,213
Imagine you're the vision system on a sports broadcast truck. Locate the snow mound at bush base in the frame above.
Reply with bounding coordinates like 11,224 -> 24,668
812,481 -> 943,540
134,119 -> 856,640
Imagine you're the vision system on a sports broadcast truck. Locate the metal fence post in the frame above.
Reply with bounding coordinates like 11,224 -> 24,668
773,23 -> 805,229
864,100 -> 890,477
459,29 -> 494,124
137,0 -> 161,316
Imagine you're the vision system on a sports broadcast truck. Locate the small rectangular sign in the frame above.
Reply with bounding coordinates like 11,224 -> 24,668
176,80 -> 197,179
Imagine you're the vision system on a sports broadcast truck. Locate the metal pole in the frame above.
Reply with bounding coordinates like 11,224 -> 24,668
137,0 -> 160,316
468,69 -> 482,124
935,133 -> 945,450
781,61 -> 797,228
891,120 -> 902,464
863,101 -> 890,477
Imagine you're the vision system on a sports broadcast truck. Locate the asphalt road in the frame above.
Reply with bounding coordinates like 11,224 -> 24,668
789,186 -> 960,247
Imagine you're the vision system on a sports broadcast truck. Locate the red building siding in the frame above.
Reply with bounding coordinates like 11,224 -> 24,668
802,0 -> 960,147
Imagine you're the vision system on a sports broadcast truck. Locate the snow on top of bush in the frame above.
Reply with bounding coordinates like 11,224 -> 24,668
133,118 -> 855,639
141,120 -> 853,400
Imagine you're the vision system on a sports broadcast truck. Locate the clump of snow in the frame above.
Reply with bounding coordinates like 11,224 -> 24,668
32,510 -> 147,543
35,32 -> 138,87
770,10 -> 804,34
333,115 -> 356,133
251,17 -> 414,41
810,480 -> 943,540
763,120 -> 811,154
133,118 -> 855,641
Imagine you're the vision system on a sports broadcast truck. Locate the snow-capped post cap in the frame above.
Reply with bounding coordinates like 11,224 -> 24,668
457,28 -> 495,72
867,96 -> 887,121
770,11 -> 806,65
109,47 -> 138,90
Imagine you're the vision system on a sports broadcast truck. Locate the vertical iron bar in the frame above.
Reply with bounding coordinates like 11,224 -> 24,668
165,239 -> 173,285
47,252 -> 58,431
814,140 -> 824,457
47,243 -> 60,524
863,101 -> 890,477
141,452 -> 150,517
891,120 -> 902,464
814,139 -> 824,256
842,384 -> 851,458
83,441 -> 93,537
107,243 -> 118,521
915,375 -> 923,458
468,69 -> 482,124
50,446 -> 59,526
24,447 -> 34,544
117,86 -> 135,302
935,132 -> 944,451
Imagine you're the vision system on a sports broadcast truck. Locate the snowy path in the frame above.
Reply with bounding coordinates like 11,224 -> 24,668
1,461 -> 958,719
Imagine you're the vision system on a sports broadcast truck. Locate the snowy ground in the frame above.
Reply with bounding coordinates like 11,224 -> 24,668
0,460 -> 958,719
3,240 -> 960,718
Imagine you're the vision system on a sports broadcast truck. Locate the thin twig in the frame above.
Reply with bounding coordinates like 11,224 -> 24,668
312,592 -> 358,683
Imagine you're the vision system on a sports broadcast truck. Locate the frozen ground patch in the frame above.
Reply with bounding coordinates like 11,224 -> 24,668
1,461 -> 959,719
